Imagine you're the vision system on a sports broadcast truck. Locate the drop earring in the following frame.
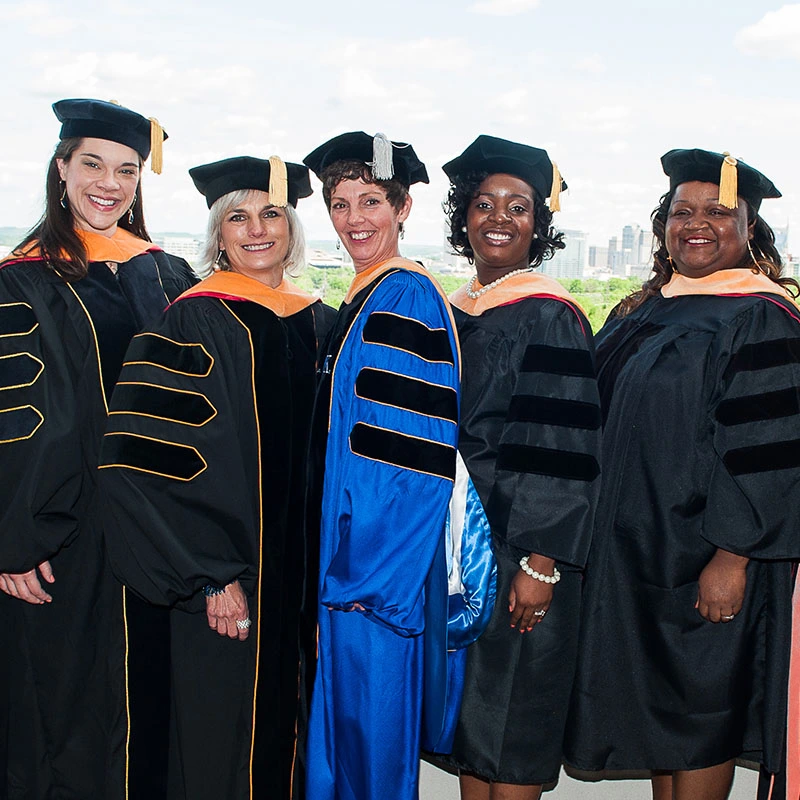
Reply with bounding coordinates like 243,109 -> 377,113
213,249 -> 224,272
127,195 -> 136,225
59,181 -> 68,210
336,239 -> 341,251
747,241 -> 760,269
399,222 -> 405,240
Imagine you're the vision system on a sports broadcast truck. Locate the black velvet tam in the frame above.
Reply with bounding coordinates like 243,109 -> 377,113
53,98 -> 167,160
303,131 -> 429,187
442,135 -> 566,200
188,156 -> 313,209
661,148 -> 781,211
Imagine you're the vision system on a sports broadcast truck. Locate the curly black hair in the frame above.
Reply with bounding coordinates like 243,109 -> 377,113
616,189 -> 798,316
444,170 -> 565,266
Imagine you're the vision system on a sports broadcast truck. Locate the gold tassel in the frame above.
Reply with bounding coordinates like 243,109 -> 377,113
549,161 -> 562,212
268,155 -> 289,207
718,152 -> 738,209
148,118 -> 164,174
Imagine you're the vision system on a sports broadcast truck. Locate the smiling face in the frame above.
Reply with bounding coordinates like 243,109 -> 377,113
665,181 -> 754,278
218,190 -> 290,286
56,137 -> 141,238
328,178 -> 411,273
466,173 -> 536,284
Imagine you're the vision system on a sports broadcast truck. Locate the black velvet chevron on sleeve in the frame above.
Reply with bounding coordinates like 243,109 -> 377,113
110,383 -> 216,426
99,432 -> 207,481
124,333 -> 213,377
0,303 -> 38,337
362,312 -> 454,364
349,422 -> 456,481
355,367 -> 458,424
0,353 -> 43,391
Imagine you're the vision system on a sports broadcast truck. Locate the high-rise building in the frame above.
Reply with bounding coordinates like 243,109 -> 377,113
543,229 -> 586,279
588,245 -> 609,269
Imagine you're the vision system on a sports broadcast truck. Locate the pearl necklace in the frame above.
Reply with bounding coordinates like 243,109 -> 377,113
465,267 -> 535,299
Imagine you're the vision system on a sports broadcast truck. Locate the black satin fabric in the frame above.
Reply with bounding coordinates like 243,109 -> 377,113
435,296 -> 601,783
0,252 -> 195,800
566,293 -> 800,774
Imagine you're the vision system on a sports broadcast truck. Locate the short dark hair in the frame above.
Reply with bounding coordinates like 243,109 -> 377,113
320,159 -> 409,213
444,170 -> 565,266
13,137 -> 149,281
616,189 -> 798,316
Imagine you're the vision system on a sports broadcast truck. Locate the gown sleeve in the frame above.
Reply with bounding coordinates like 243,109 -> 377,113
319,271 -> 460,636
703,298 -> 800,559
97,299 -> 268,608
486,299 -> 602,567
0,266 -> 83,571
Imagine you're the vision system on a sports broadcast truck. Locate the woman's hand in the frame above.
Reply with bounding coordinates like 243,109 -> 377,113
695,549 -> 748,623
0,561 -> 55,604
509,553 -> 555,633
205,580 -> 250,641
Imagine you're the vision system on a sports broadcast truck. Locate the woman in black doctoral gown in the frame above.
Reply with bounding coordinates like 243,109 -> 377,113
0,98 -> 196,799
566,149 -> 800,800
434,135 -> 602,800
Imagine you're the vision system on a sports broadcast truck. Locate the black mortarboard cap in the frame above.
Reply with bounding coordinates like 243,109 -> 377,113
189,156 -> 313,209
442,135 -> 567,206
661,148 -> 780,212
53,98 -> 167,172
303,131 -> 429,187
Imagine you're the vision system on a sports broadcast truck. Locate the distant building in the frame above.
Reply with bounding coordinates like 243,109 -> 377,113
637,230 -> 654,266
543,229 -> 586,279
154,236 -> 201,264
589,245 -> 609,269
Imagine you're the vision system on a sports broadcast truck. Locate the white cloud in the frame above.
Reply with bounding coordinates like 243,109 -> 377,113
565,105 -> 632,133
492,88 -> 528,111
574,55 -> 606,74
735,4 -> 800,59
468,0 -> 540,16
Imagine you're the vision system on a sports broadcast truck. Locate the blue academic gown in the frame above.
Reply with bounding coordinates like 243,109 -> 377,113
306,258 -> 460,800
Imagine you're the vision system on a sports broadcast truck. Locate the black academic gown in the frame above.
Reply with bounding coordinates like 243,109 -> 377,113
435,276 -> 601,785
566,280 -> 800,776
0,243 -> 195,800
97,273 -> 334,800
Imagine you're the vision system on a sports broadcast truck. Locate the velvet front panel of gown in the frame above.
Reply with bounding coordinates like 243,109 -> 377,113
566,292 -> 800,774
0,251 -> 195,800
97,295 -> 334,800
305,264 -> 460,800
435,296 -> 601,784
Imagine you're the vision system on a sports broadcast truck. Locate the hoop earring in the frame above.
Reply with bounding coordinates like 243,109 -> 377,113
747,241 -> 760,269
213,250 -> 224,272
127,195 -> 136,226
59,181 -> 68,210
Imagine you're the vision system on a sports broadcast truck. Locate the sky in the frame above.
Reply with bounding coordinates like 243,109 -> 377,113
1,0 -> 799,250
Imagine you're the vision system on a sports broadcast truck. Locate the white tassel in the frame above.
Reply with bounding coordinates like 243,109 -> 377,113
370,132 -> 394,180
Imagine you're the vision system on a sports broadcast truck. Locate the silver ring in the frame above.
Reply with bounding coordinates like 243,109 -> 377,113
721,614 -> 735,621
533,610 -> 546,617
236,618 -> 252,630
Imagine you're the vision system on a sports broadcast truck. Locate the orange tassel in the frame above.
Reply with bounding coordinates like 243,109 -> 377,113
718,152 -> 738,209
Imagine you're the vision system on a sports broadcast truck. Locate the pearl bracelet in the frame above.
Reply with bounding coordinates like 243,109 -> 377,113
519,556 -> 561,584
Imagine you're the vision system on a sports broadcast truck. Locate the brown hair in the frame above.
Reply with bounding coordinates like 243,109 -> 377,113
320,159 -> 409,213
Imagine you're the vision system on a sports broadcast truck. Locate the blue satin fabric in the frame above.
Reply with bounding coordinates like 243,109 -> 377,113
307,268 -> 460,800
424,454 -> 497,753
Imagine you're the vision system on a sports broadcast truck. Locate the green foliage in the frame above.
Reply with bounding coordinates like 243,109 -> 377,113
295,267 -> 643,333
